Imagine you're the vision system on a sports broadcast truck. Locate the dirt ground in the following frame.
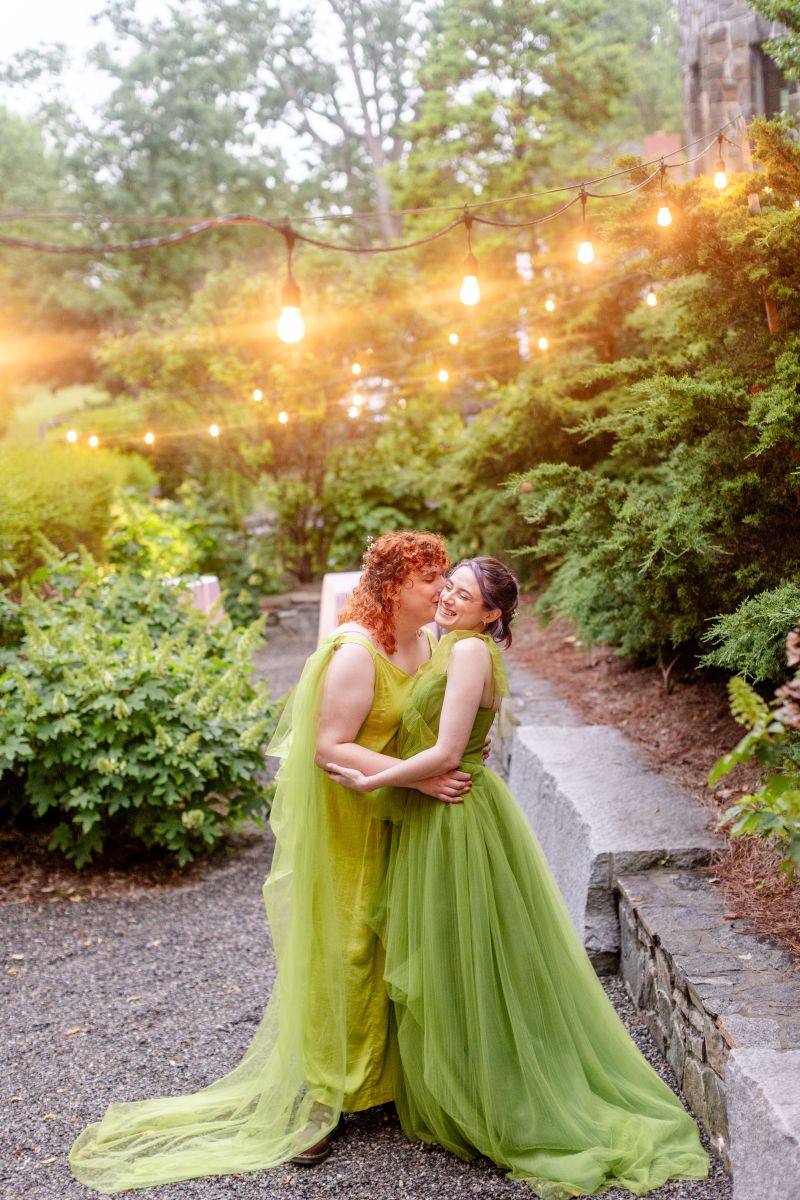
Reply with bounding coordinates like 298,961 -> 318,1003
511,596 -> 800,961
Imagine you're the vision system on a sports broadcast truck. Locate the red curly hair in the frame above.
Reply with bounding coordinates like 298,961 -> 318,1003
338,531 -> 450,654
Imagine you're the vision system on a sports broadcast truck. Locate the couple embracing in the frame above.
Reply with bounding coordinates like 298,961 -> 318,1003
71,531 -> 709,1199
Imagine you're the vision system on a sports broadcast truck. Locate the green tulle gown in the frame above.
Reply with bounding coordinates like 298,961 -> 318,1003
69,631 -> 427,1194
372,630 -> 710,1199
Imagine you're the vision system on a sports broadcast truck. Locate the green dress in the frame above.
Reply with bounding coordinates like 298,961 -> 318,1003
69,630 -> 428,1194
373,630 -> 710,1199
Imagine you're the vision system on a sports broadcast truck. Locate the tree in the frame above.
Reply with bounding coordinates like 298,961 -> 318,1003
749,0 -> 800,80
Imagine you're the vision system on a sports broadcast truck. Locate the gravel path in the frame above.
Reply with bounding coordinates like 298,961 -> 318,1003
2,628 -> 731,1200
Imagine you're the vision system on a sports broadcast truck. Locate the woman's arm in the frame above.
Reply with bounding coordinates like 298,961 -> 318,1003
314,642 -> 471,800
325,638 -> 489,791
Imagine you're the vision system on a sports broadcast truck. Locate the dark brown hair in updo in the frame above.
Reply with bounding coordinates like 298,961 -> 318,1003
451,557 -> 519,648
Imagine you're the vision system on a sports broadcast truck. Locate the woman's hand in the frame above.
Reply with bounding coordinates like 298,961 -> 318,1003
325,762 -> 373,792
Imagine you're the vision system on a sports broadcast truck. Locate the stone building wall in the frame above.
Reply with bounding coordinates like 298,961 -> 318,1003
678,0 -> 800,174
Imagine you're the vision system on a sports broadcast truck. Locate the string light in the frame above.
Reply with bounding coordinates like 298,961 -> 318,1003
277,410 -> 289,424
537,335 -> 549,351
448,332 -> 459,345
66,429 -> 78,443
88,434 -> 99,447
347,404 -> 359,419
209,423 -> 220,437
656,163 -> 672,227
144,431 -> 155,444
352,392 -> 364,407
351,361 -> 362,376
713,135 -> 728,191
646,284 -> 658,307
459,215 -> 480,306
576,190 -> 595,264
276,228 -> 305,344
544,295 -> 556,313
437,368 -> 449,383
252,388 -> 263,401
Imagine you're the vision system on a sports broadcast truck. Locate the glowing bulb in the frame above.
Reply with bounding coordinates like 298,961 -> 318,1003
352,392 -> 364,407
656,192 -> 672,227
577,240 -> 595,265
397,398 -> 407,409
252,388 -> 263,402
460,249 -> 480,306
66,429 -> 78,443
437,368 -> 449,383
544,295 -> 556,313
646,286 -> 658,307
351,362 -> 362,376
277,410 -> 289,425
209,423 -> 220,438
347,405 -> 359,419
144,431 -> 155,445
448,332 -> 459,345
794,199 -> 800,209
277,305 -> 304,344
537,335 -> 549,351
713,160 -> 728,191
88,434 -> 99,448
460,273 -> 480,306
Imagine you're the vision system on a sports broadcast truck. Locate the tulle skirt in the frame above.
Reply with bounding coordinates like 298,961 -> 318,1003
371,763 -> 710,1199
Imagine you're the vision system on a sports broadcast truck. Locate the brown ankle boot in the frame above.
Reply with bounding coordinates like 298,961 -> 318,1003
291,1113 -> 346,1166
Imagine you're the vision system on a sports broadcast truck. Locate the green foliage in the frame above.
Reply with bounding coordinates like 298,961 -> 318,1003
0,553 -> 276,868
0,445 -> 142,585
700,581 -> 800,682
749,0 -> 800,80
709,675 -> 800,882
505,122 -> 800,676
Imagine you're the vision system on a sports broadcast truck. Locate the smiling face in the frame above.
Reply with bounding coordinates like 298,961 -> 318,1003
436,564 -> 501,632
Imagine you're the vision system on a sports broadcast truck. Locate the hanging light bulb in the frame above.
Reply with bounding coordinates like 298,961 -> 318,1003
448,332 -> 459,345
544,295 -> 556,313
351,361 -> 362,376
209,423 -> 220,438
88,434 -> 99,448
66,429 -> 78,443
277,410 -> 289,425
252,388 -> 263,402
347,404 -> 360,419
646,284 -> 658,307
656,164 -> 672,227
459,214 -> 480,306
576,189 -> 594,264
437,368 -> 449,383
537,335 -> 549,351
352,392 -> 364,407
713,134 -> 728,190
144,431 -> 155,445
397,397 -> 407,409
277,228 -> 305,344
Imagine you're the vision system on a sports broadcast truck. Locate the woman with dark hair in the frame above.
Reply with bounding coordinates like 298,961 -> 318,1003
326,558 -> 710,1198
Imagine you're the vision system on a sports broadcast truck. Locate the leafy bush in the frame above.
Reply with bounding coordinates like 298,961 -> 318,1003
709,633 -> 800,883
106,481 -> 284,624
0,553 -> 276,868
0,445 -> 149,586
700,580 -> 800,682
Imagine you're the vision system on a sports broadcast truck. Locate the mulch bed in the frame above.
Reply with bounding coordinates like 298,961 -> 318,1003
511,596 -> 800,961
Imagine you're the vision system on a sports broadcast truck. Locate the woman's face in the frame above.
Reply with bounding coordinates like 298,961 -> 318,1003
396,565 -> 448,624
435,564 -> 500,632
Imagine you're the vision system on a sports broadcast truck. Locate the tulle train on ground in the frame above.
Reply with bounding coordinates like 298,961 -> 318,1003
371,631 -> 710,1199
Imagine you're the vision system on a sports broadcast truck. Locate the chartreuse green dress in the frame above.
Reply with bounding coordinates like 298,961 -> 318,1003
69,630 -> 429,1194
372,630 -> 710,1199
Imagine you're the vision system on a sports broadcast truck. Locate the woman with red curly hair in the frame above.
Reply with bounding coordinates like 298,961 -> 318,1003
70,531 -> 470,1194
